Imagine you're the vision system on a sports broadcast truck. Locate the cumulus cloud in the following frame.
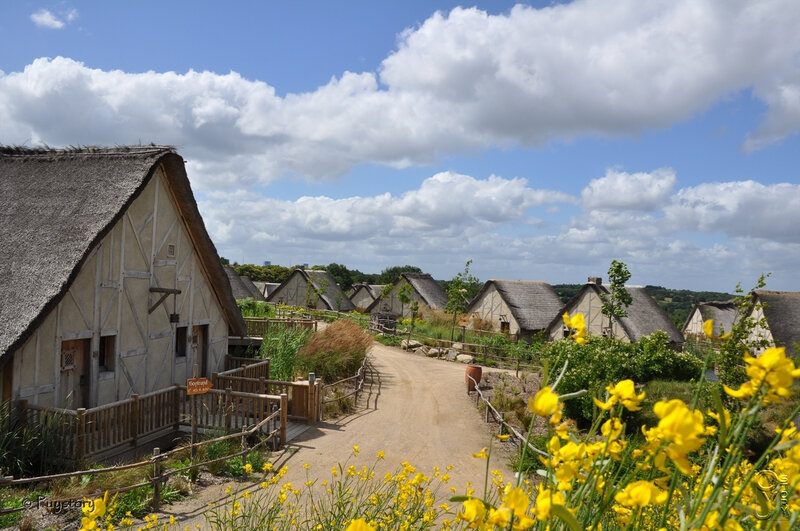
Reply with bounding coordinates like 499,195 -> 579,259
3,0 -> 800,187
663,181 -> 800,243
30,8 -> 77,29
581,168 -> 676,211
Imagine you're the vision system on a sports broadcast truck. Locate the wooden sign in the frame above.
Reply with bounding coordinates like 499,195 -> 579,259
187,377 -> 213,395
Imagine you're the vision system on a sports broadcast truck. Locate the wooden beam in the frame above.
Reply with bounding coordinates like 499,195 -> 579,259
148,287 -> 181,314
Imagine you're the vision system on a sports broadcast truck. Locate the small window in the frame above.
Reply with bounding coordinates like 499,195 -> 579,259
99,336 -> 115,372
175,326 -> 187,358
167,243 -> 176,258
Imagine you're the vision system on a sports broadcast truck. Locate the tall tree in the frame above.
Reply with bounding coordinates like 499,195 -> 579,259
600,259 -> 633,330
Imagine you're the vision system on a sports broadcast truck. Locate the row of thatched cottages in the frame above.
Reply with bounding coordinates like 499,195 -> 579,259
2,146 -> 798,418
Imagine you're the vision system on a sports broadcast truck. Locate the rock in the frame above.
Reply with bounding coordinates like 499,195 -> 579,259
414,347 -> 429,356
445,349 -> 458,361
425,349 -> 439,358
452,342 -> 464,351
401,339 -> 423,350
456,354 -> 474,364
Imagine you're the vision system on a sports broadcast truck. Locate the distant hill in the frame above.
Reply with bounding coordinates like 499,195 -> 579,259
552,284 -> 735,329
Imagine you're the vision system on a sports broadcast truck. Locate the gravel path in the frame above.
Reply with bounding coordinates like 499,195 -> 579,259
151,341 -> 514,528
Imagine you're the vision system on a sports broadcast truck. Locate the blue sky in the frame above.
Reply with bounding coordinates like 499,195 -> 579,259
2,1 -> 800,292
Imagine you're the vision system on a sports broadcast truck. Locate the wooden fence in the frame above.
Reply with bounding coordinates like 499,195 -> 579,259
212,373 -> 321,423
321,355 -> 369,420
19,384 -> 287,462
218,358 -> 271,378
242,317 -> 317,337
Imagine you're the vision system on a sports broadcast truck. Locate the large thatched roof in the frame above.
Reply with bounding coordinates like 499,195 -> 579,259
470,280 -> 563,332
401,273 -> 449,309
754,290 -> 800,355
0,145 -> 245,362
548,282 -> 684,344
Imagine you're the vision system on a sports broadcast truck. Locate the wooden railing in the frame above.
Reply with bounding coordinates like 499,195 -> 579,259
217,358 -> 271,379
242,317 -> 317,337
19,384 -> 287,461
211,373 -> 321,423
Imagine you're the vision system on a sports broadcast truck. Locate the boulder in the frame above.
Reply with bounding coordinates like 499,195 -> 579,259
452,342 -> 464,351
445,349 -> 458,361
401,339 -> 423,351
456,354 -> 475,364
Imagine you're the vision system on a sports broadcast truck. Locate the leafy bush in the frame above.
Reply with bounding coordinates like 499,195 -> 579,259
542,332 -> 703,425
0,401 -> 72,478
296,320 -> 372,382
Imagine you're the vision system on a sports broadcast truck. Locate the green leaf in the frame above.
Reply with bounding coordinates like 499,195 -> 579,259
710,387 -> 728,448
772,439 -> 800,453
550,504 -> 582,531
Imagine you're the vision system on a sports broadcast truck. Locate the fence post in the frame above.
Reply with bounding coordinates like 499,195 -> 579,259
280,393 -> 288,445
241,426 -> 248,468
307,373 -> 316,424
152,448 -> 161,511
225,387 -> 233,432
172,386 -> 180,431
131,395 -> 139,448
76,408 -> 86,462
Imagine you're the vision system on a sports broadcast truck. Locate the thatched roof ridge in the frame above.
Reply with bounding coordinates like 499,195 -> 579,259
473,280 -> 564,331
0,145 -> 245,362
223,266 -> 265,301
253,281 -> 280,298
754,290 -> 800,355
401,272 -> 449,309
302,270 -> 355,311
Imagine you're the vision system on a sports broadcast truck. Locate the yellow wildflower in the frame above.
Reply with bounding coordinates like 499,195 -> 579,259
529,386 -> 559,417
533,488 -> 565,521
724,347 -> 800,404
344,518 -> 375,531
594,379 -> 645,411
472,447 -> 488,459
614,480 -> 668,508
458,498 -> 487,528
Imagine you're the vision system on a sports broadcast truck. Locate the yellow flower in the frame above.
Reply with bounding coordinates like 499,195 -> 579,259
642,399 -> 707,474
594,379 -> 645,411
345,518 -> 375,531
614,480 -> 668,508
458,498 -> 487,528
533,488 -> 565,521
496,434 -> 511,441
243,463 -> 253,474
376,450 -> 385,459
703,318 -> 732,340
563,312 -> 588,343
353,445 -> 361,456
472,447 -> 488,459
724,347 -> 800,403
529,386 -> 559,417
262,462 -> 273,472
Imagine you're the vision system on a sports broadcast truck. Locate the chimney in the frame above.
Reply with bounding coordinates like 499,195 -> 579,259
587,276 -> 602,285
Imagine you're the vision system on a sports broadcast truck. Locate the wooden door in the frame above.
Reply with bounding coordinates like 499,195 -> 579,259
60,339 -> 89,408
192,325 -> 208,378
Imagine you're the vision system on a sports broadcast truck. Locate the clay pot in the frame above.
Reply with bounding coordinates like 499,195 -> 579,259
465,364 -> 482,392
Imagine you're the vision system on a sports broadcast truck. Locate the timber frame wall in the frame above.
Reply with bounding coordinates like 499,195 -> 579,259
10,168 -> 229,409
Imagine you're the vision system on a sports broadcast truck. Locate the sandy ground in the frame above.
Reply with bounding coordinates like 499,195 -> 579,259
149,341 -> 515,528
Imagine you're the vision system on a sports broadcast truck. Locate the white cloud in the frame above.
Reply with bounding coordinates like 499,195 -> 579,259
664,181 -> 800,243
581,168 -> 676,211
30,8 -> 77,29
4,0 -> 800,187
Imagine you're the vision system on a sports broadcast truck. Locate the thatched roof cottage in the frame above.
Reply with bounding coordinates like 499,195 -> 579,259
467,280 -> 563,341
545,277 -> 684,346
366,273 -> 448,318
267,269 -> 355,311
349,283 -> 385,311
0,146 -> 244,408
223,266 -> 266,301
747,290 -> 800,356
682,301 -> 737,339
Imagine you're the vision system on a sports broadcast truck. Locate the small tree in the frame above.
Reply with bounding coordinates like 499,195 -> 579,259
397,281 -> 413,318
446,260 -> 480,342
600,259 -> 632,331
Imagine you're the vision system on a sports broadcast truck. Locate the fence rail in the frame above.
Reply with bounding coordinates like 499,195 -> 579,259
322,355 -> 370,419
20,384 -> 287,462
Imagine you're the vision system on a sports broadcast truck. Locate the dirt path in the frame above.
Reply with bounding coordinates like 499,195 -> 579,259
152,342 -> 514,528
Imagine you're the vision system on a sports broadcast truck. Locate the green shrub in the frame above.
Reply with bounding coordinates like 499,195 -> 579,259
237,299 -> 273,318
0,401 -> 72,478
542,332 -> 703,425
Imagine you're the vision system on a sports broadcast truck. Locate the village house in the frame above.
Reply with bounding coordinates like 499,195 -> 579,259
747,290 -> 800,356
682,301 -> 737,340
349,283 -> 385,311
545,277 -> 684,347
467,280 -> 564,341
267,269 -> 355,311
0,146 -> 245,409
366,273 -> 448,319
